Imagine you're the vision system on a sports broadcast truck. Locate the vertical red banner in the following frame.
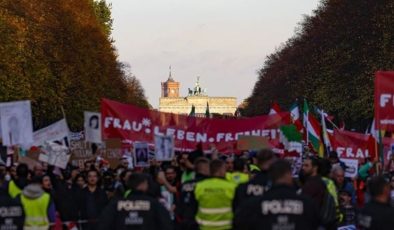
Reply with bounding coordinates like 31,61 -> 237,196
375,71 -> 394,131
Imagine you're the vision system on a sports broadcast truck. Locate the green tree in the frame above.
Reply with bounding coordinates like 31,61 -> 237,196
91,0 -> 113,39
245,0 -> 394,131
0,0 -> 148,130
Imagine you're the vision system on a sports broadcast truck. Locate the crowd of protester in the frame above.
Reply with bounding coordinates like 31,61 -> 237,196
1,146 -> 394,230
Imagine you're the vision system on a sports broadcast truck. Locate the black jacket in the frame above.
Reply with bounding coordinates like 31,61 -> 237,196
233,184 -> 319,230
176,174 -> 207,230
0,188 -> 24,230
301,175 -> 326,209
98,191 -> 173,230
54,181 -> 80,221
77,186 -> 108,230
233,170 -> 271,211
358,200 -> 394,230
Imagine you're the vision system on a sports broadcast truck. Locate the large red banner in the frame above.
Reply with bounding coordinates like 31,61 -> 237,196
329,130 -> 376,162
375,71 -> 394,131
101,99 -> 291,152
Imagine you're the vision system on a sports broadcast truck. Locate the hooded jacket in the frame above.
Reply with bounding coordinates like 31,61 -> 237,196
19,184 -> 56,223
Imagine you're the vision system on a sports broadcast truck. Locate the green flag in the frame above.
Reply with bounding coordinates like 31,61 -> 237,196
280,124 -> 303,153
205,102 -> 210,118
189,104 -> 195,117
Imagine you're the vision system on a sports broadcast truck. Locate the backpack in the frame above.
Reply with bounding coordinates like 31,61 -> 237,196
319,180 -> 337,225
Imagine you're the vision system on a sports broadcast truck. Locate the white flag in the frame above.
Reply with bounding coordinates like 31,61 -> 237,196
84,112 -> 102,143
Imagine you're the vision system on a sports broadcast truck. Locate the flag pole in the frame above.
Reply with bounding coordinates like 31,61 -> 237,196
326,119 -> 339,130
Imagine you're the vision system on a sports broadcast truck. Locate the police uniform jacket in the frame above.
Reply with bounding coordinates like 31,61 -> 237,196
233,170 -> 271,211
98,191 -> 173,230
176,174 -> 207,230
233,184 -> 319,230
0,187 -> 24,230
357,200 -> 394,230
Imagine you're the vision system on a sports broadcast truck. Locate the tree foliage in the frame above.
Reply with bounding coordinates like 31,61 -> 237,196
0,0 -> 148,130
90,0 -> 113,39
245,0 -> 394,130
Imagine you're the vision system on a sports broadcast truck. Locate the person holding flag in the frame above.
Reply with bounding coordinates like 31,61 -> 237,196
303,100 -> 324,157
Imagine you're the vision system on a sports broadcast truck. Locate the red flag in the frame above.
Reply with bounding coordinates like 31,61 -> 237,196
269,102 -> 282,115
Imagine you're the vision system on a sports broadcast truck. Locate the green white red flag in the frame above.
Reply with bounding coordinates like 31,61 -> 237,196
303,100 -> 323,156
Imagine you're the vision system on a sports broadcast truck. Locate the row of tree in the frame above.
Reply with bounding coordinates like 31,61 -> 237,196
244,0 -> 394,131
0,0 -> 148,130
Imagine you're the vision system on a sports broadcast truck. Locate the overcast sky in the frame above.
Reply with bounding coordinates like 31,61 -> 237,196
108,0 -> 321,108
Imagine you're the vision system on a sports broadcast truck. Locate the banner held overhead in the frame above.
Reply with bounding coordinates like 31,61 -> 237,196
101,98 -> 291,152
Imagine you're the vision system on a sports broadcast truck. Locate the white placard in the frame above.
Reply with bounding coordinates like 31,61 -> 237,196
134,142 -> 149,167
0,101 -> 33,146
154,135 -> 174,161
84,112 -> 102,143
42,142 -> 70,169
341,158 -> 358,178
33,119 -> 70,147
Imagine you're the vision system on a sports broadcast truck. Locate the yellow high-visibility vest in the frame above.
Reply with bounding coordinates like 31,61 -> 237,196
20,193 -> 50,230
8,180 -> 22,198
194,177 -> 236,230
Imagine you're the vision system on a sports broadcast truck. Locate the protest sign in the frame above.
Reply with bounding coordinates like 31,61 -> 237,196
134,142 -> 149,167
41,142 -> 70,169
105,138 -> 122,149
33,119 -> 70,147
283,155 -> 302,178
155,135 -> 174,161
98,148 -> 122,169
84,112 -> 102,143
0,101 -> 33,146
341,158 -> 359,178
18,156 -> 40,170
70,131 -> 84,141
237,135 -> 270,151
101,98 -> 290,153
329,130 -> 376,162
382,137 -> 394,168
69,140 -> 94,168
375,71 -> 394,131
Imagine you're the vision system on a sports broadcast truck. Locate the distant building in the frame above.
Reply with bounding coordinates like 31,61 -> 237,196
159,67 -> 237,117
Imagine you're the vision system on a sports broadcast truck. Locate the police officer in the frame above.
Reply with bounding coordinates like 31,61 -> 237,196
0,170 -> 24,230
233,149 -> 275,211
194,159 -> 236,230
358,176 -> 394,230
226,158 -> 249,185
234,160 -> 319,230
176,157 -> 210,230
8,163 -> 29,198
98,173 -> 173,230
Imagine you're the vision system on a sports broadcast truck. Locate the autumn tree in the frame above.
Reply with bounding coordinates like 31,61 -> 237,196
245,0 -> 394,130
90,0 -> 113,39
0,0 -> 148,130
